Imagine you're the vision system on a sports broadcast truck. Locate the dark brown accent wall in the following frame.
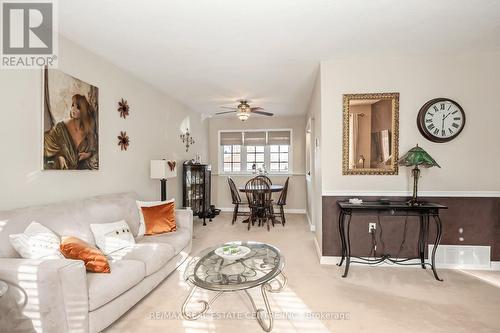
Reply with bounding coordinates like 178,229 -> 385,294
322,196 -> 500,261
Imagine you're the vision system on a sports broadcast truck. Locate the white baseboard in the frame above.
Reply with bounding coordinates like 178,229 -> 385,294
318,255 -> 500,271
313,236 -> 322,260
218,207 -> 306,214
306,213 -> 316,232
319,256 -> 341,265
285,208 -> 307,214
491,261 -> 500,270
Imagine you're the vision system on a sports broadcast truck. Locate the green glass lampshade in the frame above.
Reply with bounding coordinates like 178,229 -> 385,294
398,145 -> 440,168
398,145 -> 440,206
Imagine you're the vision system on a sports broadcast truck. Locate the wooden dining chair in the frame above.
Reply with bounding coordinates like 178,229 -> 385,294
254,175 -> 276,220
275,177 -> 290,226
227,177 -> 247,224
244,177 -> 275,231
255,175 -> 272,185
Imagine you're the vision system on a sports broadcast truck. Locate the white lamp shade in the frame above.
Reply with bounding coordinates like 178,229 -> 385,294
150,160 -> 177,179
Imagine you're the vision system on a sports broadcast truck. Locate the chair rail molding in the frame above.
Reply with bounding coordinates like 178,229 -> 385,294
322,190 -> 500,197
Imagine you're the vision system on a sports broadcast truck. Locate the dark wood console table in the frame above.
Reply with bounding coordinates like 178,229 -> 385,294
337,201 -> 447,281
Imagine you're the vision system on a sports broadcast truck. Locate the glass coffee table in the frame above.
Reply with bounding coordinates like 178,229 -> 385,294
182,241 -> 287,332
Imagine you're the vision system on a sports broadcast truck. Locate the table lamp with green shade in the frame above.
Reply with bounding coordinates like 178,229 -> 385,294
398,144 -> 440,206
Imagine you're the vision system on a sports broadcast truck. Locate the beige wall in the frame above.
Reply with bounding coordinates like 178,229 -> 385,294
305,72 -> 323,250
320,51 -> 500,194
208,116 -> 306,211
0,37 -> 208,210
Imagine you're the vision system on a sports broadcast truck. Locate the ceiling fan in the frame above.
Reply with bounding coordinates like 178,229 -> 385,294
215,100 -> 273,121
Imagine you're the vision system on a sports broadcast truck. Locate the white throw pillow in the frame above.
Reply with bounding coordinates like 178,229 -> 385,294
9,222 -> 63,259
90,220 -> 135,255
136,198 -> 175,236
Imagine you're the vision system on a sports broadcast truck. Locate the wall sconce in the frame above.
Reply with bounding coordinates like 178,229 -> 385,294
180,128 -> 195,152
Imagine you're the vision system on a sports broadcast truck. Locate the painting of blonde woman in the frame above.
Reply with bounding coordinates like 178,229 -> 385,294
43,68 -> 99,170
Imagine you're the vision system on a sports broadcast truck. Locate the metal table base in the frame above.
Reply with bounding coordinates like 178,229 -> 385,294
336,201 -> 447,281
182,272 -> 287,332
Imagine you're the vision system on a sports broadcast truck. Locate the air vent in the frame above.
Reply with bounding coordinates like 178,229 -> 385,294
428,245 -> 491,270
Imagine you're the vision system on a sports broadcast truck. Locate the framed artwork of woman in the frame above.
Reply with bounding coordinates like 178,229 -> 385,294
43,68 -> 99,170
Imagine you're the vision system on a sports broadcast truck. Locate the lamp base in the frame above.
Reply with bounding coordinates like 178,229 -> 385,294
408,166 -> 422,206
407,198 -> 424,206
160,179 -> 167,201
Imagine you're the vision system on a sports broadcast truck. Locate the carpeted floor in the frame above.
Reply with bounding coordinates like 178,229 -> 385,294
105,213 -> 500,333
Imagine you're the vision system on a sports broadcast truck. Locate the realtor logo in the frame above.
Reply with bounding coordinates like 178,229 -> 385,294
1,0 -> 58,68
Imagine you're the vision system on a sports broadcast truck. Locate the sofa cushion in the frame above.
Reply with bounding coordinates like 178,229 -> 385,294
87,259 -> 145,311
137,228 -> 190,254
108,243 -> 175,276
61,236 -> 111,273
0,192 -> 141,258
141,201 -> 177,235
136,198 -> 175,236
9,222 -> 63,259
90,220 -> 135,255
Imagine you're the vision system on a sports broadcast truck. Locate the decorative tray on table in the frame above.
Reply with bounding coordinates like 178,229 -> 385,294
214,244 -> 251,261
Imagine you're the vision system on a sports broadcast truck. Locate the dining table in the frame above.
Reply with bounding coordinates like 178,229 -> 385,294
238,184 -> 283,224
238,184 -> 284,193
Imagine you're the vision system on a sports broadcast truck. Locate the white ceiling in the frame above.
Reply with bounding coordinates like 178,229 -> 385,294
59,0 -> 500,117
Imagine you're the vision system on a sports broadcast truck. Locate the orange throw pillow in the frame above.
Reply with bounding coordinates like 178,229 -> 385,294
141,201 -> 176,235
60,236 -> 111,273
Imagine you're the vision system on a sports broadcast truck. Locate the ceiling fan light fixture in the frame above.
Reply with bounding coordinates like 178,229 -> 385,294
216,100 -> 271,120
238,102 -> 249,112
237,111 -> 249,121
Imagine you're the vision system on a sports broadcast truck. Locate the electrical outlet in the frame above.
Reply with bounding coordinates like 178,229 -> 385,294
369,223 -> 376,233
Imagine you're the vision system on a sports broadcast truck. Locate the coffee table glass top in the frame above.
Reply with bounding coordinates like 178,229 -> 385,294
184,241 -> 285,291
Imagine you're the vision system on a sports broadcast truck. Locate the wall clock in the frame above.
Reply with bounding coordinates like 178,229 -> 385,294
417,98 -> 466,143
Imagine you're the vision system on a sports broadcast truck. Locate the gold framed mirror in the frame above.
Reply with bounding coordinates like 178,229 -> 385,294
342,93 -> 399,175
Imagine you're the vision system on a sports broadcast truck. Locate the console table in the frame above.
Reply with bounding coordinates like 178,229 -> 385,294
337,201 -> 447,281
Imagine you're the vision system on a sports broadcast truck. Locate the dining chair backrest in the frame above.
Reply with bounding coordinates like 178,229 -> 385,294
245,176 -> 272,208
277,177 -> 290,206
255,175 -> 272,185
228,177 -> 241,204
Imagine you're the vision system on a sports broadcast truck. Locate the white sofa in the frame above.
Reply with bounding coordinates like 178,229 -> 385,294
0,192 -> 193,333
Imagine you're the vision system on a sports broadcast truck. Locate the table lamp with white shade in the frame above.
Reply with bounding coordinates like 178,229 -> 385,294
150,159 -> 177,201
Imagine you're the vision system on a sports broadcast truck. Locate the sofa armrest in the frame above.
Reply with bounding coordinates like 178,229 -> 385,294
175,208 -> 193,235
0,258 -> 89,333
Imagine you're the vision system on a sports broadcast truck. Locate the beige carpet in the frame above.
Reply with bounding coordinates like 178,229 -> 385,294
105,213 -> 500,333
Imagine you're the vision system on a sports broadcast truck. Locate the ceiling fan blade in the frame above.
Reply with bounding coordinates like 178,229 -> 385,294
215,110 -> 237,115
220,106 -> 237,110
250,107 -> 264,111
251,110 -> 274,116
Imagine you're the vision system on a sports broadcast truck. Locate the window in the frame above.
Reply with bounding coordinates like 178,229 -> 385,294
220,132 -> 243,172
223,145 -> 241,172
270,145 -> 289,172
220,130 -> 292,174
246,146 -> 265,171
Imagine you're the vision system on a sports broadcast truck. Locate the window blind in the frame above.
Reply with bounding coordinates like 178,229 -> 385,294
268,130 -> 291,145
220,132 -> 243,145
244,131 -> 266,146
